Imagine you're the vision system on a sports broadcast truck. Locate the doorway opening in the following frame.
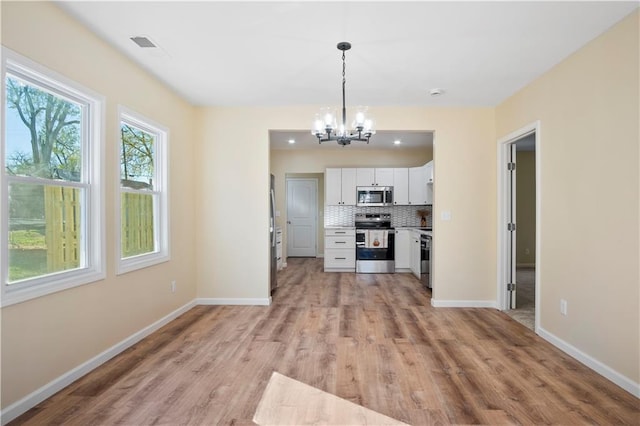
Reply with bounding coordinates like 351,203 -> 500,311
498,122 -> 540,332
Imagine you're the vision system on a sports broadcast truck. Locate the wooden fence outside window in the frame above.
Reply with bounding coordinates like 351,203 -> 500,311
43,187 -> 155,272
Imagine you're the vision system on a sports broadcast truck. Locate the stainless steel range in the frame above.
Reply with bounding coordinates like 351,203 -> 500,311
355,213 -> 395,273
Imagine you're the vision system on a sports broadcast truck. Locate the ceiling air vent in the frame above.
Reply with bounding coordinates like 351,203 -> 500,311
130,36 -> 157,48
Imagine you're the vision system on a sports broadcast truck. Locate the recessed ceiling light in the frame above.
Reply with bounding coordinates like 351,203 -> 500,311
430,88 -> 445,97
393,139 -> 401,145
288,139 -> 295,144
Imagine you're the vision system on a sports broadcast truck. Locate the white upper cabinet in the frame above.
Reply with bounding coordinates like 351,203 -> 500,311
407,162 -> 434,205
374,168 -> 394,186
408,165 -> 428,205
326,168 -> 357,205
356,168 -> 375,186
425,160 -> 434,184
392,168 -> 409,205
342,168 -> 357,205
325,168 -> 342,205
356,168 -> 394,186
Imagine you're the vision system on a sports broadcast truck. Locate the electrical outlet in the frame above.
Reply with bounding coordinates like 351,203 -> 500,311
171,280 -> 176,293
560,299 -> 567,316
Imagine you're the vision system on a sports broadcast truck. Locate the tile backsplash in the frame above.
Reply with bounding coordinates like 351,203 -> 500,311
325,205 -> 433,228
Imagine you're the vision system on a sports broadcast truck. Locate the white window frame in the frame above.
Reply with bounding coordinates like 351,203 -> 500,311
1,47 -> 105,307
116,106 -> 169,274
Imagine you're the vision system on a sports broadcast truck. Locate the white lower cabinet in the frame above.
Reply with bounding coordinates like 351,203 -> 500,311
324,228 -> 355,271
410,231 -> 421,279
394,229 -> 411,270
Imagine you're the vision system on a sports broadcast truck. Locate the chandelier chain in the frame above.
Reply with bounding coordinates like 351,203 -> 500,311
341,48 -> 347,133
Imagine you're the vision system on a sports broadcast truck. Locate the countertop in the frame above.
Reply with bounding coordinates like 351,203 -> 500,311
395,227 -> 433,237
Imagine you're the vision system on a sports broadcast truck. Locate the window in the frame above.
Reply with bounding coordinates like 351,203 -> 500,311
1,48 -> 105,306
116,107 -> 169,274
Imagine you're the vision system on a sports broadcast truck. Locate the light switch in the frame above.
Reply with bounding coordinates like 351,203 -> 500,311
441,210 -> 452,221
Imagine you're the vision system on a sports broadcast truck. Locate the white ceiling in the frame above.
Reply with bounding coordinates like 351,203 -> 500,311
55,1 -> 637,149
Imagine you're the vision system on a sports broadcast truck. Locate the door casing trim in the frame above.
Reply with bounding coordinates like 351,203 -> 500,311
496,120 -> 541,333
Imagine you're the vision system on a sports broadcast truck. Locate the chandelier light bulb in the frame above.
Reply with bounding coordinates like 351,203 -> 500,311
319,107 -> 336,131
364,118 -> 374,133
323,112 -> 334,127
353,109 -> 366,127
312,116 -> 324,135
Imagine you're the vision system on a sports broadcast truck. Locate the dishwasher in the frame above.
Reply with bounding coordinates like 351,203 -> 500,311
420,234 -> 432,289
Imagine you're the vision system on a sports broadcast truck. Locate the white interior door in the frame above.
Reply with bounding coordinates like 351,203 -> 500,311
508,144 -> 517,309
286,179 -> 317,257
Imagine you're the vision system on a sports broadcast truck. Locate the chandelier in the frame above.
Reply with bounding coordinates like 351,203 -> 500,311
312,42 -> 375,146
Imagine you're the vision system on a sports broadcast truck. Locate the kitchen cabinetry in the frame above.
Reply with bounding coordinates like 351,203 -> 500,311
392,168 -> 409,205
408,165 -> 428,205
410,230 -> 421,279
408,163 -> 433,205
327,164 -> 431,206
325,168 -> 357,205
356,168 -> 394,187
324,228 -> 356,271
394,229 -> 411,270
425,160 -> 434,184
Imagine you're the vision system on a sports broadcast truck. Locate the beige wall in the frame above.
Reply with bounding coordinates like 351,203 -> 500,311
496,11 -> 639,383
197,106 -> 496,304
1,2 -> 197,408
271,148 -> 432,259
516,151 -> 536,266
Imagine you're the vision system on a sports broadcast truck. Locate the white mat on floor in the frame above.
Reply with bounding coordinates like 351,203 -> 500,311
253,372 -> 409,426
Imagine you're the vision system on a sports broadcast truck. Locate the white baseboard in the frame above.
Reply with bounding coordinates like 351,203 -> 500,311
196,297 -> 271,306
537,326 -> 640,398
431,299 -> 498,308
0,300 -> 197,425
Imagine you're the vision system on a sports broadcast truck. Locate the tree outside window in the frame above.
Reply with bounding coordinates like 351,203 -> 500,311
5,75 -> 83,282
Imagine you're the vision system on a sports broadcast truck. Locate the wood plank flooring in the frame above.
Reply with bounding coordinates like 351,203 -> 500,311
9,258 -> 639,425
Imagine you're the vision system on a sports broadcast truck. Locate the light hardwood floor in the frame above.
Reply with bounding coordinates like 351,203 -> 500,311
10,258 -> 639,425
505,268 -> 535,330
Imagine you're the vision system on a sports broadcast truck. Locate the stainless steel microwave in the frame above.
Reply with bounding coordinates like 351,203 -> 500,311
356,186 -> 394,207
